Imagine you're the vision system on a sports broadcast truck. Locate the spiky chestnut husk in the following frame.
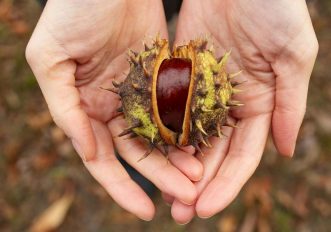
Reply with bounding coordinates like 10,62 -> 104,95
110,37 -> 241,154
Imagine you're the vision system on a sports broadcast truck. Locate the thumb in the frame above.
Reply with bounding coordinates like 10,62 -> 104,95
26,42 -> 96,161
272,31 -> 318,157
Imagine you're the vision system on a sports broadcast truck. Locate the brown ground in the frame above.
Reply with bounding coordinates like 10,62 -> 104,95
1,0 -> 331,231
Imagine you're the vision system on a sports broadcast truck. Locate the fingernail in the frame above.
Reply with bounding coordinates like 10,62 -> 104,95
177,220 -> 190,225
72,139 -> 86,161
180,200 -> 195,206
199,214 -> 212,219
140,216 -> 153,222
290,147 -> 295,158
197,211 -> 213,219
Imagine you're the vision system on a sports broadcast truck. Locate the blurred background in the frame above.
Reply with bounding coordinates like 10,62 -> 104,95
0,0 -> 330,231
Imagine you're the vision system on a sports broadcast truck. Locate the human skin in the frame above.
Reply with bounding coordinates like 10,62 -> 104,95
25,0 -> 204,221
166,0 -> 318,224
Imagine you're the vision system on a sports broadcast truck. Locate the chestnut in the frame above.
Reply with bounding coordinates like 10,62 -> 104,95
106,37 -> 242,159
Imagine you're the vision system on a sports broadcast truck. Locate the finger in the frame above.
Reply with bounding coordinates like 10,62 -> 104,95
171,201 -> 195,225
167,146 -> 203,182
271,24 -> 318,157
26,38 -> 96,161
176,145 -> 196,154
109,116 -> 197,205
171,128 -> 233,224
84,119 -> 155,221
196,114 -> 271,218
161,192 -> 175,206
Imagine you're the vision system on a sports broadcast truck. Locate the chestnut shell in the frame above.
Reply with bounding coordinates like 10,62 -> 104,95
112,37 -> 241,156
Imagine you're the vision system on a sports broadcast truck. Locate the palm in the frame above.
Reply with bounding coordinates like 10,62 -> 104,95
170,0 -> 318,223
27,0 -> 203,220
177,0 -> 313,118
52,1 -> 167,122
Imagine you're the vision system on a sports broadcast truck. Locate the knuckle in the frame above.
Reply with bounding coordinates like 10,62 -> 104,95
51,105 -> 74,128
310,36 -> 319,58
300,33 -> 318,60
304,34 -> 319,62
25,39 -> 40,67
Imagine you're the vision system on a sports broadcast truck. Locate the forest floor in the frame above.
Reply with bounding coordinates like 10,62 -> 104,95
1,0 -> 331,231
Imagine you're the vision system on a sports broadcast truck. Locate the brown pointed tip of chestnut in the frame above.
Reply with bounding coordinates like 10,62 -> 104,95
124,133 -> 138,140
217,56 -> 223,63
144,43 -> 150,51
132,82 -> 143,91
197,73 -> 204,80
137,144 -> 154,162
216,123 -> 222,138
156,144 -> 169,157
99,86 -> 119,94
143,66 -> 151,78
224,120 -> 238,128
198,40 -> 208,51
193,143 -> 205,156
198,132 -> 208,147
191,105 -> 197,113
129,49 -> 138,57
195,120 -> 207,135
112,80 -> 121,88
232,88 -> 243,94
215,101 -> 229,110
229,70 -> 243,79
226,100 -> 244,107
203,136 -> 212,148
116,106 -> 123,112
201,106 -> 213,112
197,88 -> 207,96
215,79 -> 221,88
118,120 -> 142,137
163,145 -> 169,155
231,80 -> 247,87
117,129 -> 132,137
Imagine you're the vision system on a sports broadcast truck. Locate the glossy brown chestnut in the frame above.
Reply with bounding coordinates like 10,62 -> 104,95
156,58 -> 192,133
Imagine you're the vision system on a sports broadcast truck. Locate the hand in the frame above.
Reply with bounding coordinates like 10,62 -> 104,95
26,0 -> 203,220
168,0 -> 318,224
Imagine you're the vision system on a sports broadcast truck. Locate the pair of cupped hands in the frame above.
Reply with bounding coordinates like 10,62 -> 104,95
26,0 -> 318,224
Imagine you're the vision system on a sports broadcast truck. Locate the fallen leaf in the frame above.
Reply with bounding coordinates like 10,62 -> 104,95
57,140 -> 74,157
312,198 -> 331,217
109,206 -> 139,224
0,1 -> 29,35
239,208 -> 257,232
11,20 -> 29,35
275,187 -> 309,218
5,90 -> 21,109
314,110 -> 331,133
0,1 -> 11,21
26,111 -> 52,129
4,139 -> 21,162
292,185 -> 309,218
257,217 -> 271,232
305,172 -> 331,195
275,190 -> 292,210
291,122 -> 319,173
50,126 -> 65,144
217,214 -> 237,232
243,177 -> 272,215
32,152 -> 58,171
29,192 -> 74,232
0,199 -> 16,221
